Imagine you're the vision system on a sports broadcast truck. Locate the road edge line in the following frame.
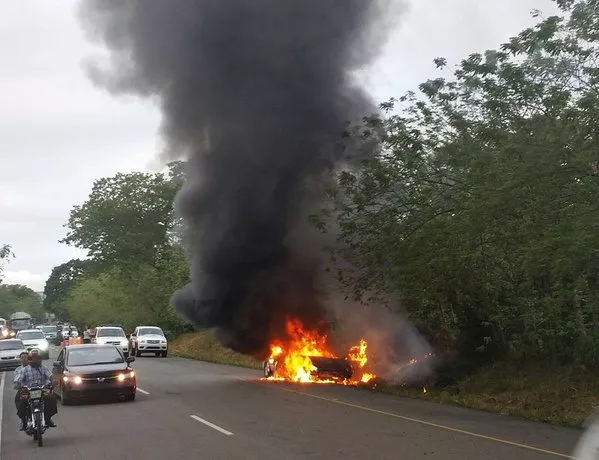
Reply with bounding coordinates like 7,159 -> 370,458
190,414 -> 234,436
137,388 -> 150,395
0,372 -> 5,460
251,381 -> 574,459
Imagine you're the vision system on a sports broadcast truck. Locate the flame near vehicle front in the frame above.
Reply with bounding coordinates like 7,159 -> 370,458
262,319 -> 376,385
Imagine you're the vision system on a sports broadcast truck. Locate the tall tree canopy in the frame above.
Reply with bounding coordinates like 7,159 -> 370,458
43,259 -> 91,319
330,0 -> 599,365
0,284 -> 44,321
61,165 -> 182,267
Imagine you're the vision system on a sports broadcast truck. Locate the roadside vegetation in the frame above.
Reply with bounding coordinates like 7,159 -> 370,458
42,0 -> 599,427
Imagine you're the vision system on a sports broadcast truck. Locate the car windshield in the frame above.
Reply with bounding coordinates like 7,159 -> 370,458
40,326 -> 57,333
97,328 -> 125,337
17,331 -> 44,340
67,347 -> 124,366
139,327 -> 164,336
0,340 -> 24,351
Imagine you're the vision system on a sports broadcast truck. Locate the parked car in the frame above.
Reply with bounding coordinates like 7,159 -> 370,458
129,326 -> 168,357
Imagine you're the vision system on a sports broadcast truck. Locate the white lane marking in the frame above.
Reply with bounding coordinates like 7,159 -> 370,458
137,388 -> 150,395
0,372 -> 5,459
190,414 -> 234,436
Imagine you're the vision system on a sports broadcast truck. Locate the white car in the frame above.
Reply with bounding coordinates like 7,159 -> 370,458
15,329 -> 50,359
0,339 -> 26,370
92,326 -> 129,355
129,326 -> 168,357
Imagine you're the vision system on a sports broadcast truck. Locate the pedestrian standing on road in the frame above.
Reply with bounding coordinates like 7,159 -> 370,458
83,326 -> 91,344
13,351 -> 30,430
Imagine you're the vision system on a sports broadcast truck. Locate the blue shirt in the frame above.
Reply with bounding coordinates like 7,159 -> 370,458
17,365 -> 52,387
13,365 -> 24,384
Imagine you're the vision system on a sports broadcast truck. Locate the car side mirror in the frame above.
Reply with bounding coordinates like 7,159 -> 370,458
126,356 -> 135,363
52,361 -> 62,369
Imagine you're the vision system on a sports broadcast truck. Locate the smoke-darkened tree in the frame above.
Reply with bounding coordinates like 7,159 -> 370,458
330,1 -> 599,365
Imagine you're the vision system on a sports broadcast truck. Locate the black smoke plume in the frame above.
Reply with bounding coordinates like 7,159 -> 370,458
78,0 -> 395,357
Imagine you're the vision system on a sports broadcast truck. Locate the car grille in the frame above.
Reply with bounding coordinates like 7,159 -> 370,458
1,356 -> 17,360
147,340 -> 160,344
106,341 -> 122,345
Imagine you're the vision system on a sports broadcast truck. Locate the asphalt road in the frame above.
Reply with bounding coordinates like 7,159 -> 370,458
0,345 -> 584,459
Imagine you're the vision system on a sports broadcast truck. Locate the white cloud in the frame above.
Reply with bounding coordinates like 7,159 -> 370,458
2,270 -> 48,292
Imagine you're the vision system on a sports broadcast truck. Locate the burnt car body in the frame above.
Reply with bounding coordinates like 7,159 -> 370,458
52,344 -> 136,404
264,355 -> 353,381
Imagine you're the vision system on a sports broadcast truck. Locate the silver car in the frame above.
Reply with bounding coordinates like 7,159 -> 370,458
0,339 -> 25,370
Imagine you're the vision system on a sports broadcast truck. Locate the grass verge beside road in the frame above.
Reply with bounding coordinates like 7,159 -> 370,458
171,331 -> 596,427
171,331 -> 261,369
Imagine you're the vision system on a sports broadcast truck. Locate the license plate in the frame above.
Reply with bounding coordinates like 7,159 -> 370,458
29,390 -> 42,399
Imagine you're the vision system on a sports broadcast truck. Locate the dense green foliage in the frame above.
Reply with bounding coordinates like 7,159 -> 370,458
49,161 -> 189,333
0,284 -> 44,321
329,0 -> 599,367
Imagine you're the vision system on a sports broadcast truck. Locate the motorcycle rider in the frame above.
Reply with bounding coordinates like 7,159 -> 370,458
13,351 -> 30,430
15,349 -> 58,428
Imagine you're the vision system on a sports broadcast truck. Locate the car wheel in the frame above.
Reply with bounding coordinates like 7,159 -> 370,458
161,350 -> 168,358
125,392 -> 135,401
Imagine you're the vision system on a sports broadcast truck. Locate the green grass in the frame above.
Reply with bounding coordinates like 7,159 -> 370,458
171,332 -> 597,427
171,331 -> 262,369
382,362 -> 598,427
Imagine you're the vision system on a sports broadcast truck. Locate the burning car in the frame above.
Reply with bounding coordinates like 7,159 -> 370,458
264,354 -> 353,382
262,319 -> 375,385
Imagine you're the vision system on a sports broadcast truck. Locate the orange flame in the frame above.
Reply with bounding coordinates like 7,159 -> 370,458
263,319 -> 376,385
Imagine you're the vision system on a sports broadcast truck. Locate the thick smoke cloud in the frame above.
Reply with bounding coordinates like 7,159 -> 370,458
78,0 -> 395,357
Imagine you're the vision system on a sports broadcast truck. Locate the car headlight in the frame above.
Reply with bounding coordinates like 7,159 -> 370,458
161,340 -> 167,344
9,331 -> 15,337
2,329 -> 8,337
140,340 -> 146,344
120,339 -> 128,346
39,341 -> 48,350
64,375 -> 82,384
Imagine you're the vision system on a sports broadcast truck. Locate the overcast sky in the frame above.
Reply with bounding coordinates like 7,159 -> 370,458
0,0 -> 558,292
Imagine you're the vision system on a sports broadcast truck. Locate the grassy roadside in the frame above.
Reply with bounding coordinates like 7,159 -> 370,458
171,331 -> 262,369
383,362 -> 598,427
171,331 -> 596,427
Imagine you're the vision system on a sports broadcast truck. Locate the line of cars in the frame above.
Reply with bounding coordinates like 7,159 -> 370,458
0,324 -> 169,405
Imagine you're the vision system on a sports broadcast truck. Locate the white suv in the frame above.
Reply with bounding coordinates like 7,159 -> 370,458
92,326 -> 129,355
129,326 -> 168,357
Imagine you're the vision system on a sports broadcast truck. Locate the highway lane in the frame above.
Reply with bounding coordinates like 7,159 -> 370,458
0,345 -> 584,459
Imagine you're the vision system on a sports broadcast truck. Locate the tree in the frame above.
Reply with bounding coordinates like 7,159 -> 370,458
0,284 -> 44,321
61,167 -> 181,267
0,245 -> 13,283
65,251 -> 189,332
329,0 -> 599,366
43,259 -> 91,319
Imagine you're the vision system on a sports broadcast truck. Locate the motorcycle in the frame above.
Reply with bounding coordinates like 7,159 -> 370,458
20,383 -> 52,447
